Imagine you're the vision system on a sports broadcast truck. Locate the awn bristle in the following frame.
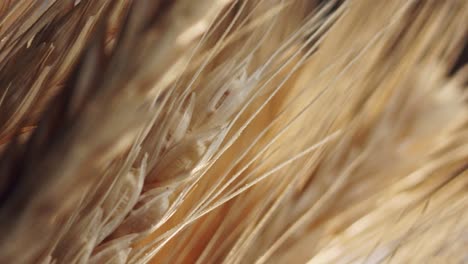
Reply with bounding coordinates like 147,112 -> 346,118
0,0 -> 466,263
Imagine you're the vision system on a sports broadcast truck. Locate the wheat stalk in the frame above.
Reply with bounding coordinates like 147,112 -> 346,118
0,0 -> 466,263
